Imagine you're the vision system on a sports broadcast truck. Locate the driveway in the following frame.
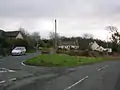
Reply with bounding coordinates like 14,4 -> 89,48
0,53 -> 120,90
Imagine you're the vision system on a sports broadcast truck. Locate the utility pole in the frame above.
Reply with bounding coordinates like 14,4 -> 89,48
55,19 -> 57,52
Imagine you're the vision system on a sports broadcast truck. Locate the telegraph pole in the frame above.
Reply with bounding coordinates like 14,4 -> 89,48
55,19 -> 57,52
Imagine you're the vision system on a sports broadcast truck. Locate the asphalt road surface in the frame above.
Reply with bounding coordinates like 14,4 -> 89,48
0,53 -> 120,90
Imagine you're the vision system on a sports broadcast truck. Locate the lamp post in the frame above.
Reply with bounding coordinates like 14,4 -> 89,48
54,19 -> 57,52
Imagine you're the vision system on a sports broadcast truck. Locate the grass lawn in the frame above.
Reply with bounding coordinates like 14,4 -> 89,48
24,54 -> 113,67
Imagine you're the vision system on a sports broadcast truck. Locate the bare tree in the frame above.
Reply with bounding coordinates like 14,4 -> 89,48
31,32 -> 41,50
106,26 -> 118,33
49,32 -> 60,40
31,32 -> 41,41
106,26 -> 120,52
18,28 -> 29,37
49,32 -> 60,48
106,26 -> 120,44
18,28 -> 41,49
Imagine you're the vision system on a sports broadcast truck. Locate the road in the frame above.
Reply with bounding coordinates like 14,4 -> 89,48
0,53 -> 120,90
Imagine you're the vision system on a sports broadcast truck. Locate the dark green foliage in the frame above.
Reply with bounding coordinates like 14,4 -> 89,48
69,50 -> 106,57
7,39 -> 28,49
0,32 -> 10,55
106,26 -> 120,53
42,39 -> 53,48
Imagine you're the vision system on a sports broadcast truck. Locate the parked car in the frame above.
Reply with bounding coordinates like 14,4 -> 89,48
11,47 -> 26,56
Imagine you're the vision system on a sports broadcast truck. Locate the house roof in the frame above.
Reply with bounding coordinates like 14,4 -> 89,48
60,40 -> 78,45
0,30 -> 4,33
0,30 -> 5,36
5,31 -> 20,37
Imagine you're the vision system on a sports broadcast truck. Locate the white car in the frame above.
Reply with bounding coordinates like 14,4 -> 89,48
12,47 -> 26,55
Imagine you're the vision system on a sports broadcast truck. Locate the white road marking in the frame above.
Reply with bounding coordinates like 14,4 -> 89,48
21,61 -> 26,66
0,68 -> 16,73
21,61 -> 38,67
64,76 -> 88,90
0,78 -> 16,84
0,80 -> 6,84
9,78 -> 16,82
0,68 -> 7,73
97,65 -> 108,71
0,71 -> 7,73
8,70 -> 16,72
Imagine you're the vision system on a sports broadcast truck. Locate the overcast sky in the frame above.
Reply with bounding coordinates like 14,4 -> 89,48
1,0 -> 120,40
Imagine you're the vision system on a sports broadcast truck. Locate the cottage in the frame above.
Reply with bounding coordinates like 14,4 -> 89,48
5,31 -> 24,39
0,30 -> 24,39
89,41 -> 112,52
58,40 -> 79,50
89,41 -> 106,52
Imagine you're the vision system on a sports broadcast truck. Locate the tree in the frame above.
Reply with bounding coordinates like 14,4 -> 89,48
49,32 -> 60,47
31,32 -> 41,41
106,26 -> 120,52
8,39 -> 28,49
49,32 -> 60,40
19,28 -> 29,37
106,26 -> 120,43
31,32 -> 41,49
18,28 -> 41,50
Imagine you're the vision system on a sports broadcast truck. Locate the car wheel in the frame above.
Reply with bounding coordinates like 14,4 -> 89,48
20,52 -> 23,56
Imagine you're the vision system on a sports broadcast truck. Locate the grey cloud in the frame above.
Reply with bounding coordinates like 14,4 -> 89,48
1,0 -> 120,18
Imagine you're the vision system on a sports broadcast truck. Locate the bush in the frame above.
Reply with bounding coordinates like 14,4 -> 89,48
7,39 -> 29,51
0,48 -> 4,56
67,50 -> 101,57
0,48 -> 10,56
41,48 -> 52,54
68,50 -> 81,56
56,49 -> 65,53
56,49 -> 69,54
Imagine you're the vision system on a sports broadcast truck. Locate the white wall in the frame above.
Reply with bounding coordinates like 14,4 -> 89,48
90,42 -> 105,52
90,42 -> 99,51
16,32 -> 23,39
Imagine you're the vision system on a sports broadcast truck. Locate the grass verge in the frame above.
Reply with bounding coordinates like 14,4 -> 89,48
24,54 -> 118,67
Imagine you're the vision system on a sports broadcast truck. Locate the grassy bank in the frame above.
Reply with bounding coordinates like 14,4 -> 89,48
24,54 -> 111,67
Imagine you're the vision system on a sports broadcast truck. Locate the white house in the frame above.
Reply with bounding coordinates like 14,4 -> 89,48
58,40 -> 79,50
89,41 -> 107,52
105,48 -> 112,53
58,45 -> 79,50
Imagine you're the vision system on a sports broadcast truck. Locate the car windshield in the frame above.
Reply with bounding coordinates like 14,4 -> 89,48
15,47 -> 23,50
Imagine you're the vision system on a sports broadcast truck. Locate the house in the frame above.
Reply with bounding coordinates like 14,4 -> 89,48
0,30 -> 24,39
5,31 -> 24,39
89,41 -> 112,52
0,30 -> 5,37
105,48 -> 112,53
58,40 -> 79,50
89,41 -> 106,52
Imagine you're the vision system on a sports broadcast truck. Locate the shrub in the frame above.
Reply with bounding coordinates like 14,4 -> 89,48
41,48 -> 51,54
67,50 -> 101,57
68,50 -> 83,56
56,48 -> 68,54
